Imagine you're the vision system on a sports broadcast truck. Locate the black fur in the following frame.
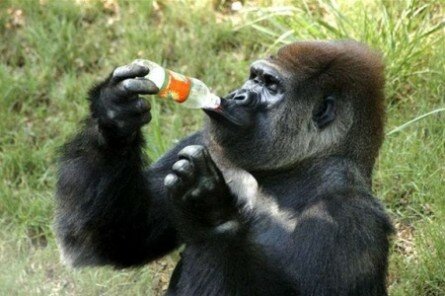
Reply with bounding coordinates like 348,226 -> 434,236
55,41 -> 393,295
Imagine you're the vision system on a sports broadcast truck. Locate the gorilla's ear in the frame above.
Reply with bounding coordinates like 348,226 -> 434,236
313,96 -> 336,129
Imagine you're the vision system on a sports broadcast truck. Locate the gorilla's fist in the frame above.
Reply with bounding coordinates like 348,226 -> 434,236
164,145 -> 237,233
91,62 -> 159,141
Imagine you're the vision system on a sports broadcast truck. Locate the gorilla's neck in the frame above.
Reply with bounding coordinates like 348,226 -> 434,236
204,130 -> 371,200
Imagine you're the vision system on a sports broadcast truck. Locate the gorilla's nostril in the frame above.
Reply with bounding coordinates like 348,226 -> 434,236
234,93 -> 248,100
234,95 -> 250,105
233,90 -> 254,106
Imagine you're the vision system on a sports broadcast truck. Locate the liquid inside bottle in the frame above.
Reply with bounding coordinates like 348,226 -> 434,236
133,59 -> 220,109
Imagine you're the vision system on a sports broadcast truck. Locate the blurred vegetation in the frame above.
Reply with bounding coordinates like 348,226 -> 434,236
0,0 -> 443,295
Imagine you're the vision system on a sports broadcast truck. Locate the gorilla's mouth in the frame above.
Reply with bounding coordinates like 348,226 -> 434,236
203,108 -> 243,127
202,99 -> 248,128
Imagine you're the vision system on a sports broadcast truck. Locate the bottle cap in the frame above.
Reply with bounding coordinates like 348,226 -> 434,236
204,93 -> 221,109
133,59 -> 166,90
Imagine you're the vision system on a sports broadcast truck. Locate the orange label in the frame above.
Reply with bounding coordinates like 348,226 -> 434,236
158,70 -> 192,103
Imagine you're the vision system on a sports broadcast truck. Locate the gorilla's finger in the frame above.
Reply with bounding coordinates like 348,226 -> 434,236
121,98 -> 151,115
164,173 -> 185,198
121,78 -> 159,95
172,159 -> 195,183
178,145 -> 211,172
112,63 -> 150,83
178,145 -> 224,183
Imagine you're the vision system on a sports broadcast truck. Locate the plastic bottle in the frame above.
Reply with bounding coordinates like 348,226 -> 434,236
133,59 -> 221,109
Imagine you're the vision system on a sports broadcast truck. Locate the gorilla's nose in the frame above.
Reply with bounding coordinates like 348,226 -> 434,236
233,89 -> 255,106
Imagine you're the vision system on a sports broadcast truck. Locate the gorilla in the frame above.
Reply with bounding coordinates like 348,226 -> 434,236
55,40 -> 393,296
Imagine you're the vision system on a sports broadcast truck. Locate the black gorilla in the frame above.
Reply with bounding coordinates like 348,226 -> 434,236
55,40 -> 393,295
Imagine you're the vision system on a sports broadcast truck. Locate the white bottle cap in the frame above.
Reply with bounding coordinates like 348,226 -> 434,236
132,59 -> 166,90
204,93 -> 221,109
146,66 -> 166,90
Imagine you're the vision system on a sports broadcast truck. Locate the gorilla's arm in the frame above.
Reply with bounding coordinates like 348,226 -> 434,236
55,128 -> 203,268
54,62 -> 204,268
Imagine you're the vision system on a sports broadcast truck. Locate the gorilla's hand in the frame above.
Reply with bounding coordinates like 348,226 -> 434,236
91,62 -> 159,141
164,145 -> 237,232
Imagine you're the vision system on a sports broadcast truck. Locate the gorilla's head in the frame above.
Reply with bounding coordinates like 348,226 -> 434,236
204,40 -> 384,178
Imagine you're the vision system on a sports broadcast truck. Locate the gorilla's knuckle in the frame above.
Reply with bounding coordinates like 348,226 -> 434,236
115,120 -> 125,129
164,173 -> 178,188
106,110 -> 117,120
178,145 -> 206,160
201,178 -> 216,192
140,112 -> 151,124
190,146 -> 207,159
121,79 -> 131,89
136,99 -> 149,112
173,159 -> 192,173
112,66 -> 125,77
189,188 -> 202,199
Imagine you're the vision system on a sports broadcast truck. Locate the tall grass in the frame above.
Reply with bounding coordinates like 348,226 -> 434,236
0,0 -> 444,295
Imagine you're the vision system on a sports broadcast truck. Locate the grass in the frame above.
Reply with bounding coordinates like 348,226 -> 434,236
0,0 -> 443,295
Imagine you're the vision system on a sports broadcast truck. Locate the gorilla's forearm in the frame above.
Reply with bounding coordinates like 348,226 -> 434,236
55,63 -> 188,268
55,119 -> 179,268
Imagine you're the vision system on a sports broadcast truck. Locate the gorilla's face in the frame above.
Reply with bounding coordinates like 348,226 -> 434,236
204,41 -> 383,172
203,58 -> 294,171
204,59 -> 286,129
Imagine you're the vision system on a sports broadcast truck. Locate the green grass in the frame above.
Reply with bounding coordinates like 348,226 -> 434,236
0,0 -> 444,295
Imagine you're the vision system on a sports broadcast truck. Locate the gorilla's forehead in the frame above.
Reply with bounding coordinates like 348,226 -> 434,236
272,41 -> 340,74
268,40 -> 384,90
251,41 -> 346,82
250,59 -> 281,72
249,59 -> 289,80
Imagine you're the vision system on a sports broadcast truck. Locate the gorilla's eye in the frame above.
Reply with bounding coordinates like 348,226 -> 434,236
263,74 -> 279,92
